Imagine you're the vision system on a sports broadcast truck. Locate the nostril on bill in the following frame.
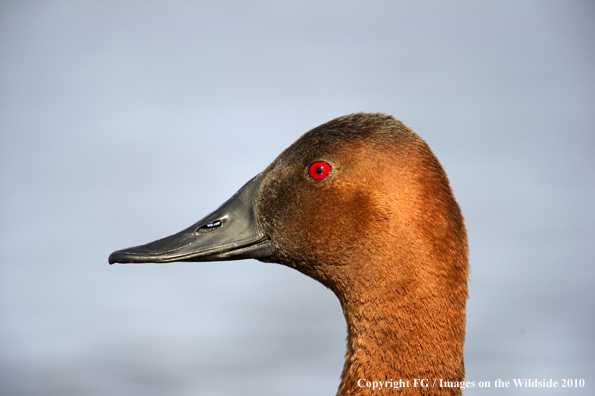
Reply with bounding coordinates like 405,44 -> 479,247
196,220 -> 223,233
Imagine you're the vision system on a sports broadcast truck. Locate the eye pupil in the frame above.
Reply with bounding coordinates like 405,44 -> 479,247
308,161 -> 331,180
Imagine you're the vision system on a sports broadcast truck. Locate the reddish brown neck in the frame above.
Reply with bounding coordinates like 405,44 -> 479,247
331,254 -> 467,396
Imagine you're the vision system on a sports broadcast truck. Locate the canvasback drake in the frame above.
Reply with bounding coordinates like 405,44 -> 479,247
109,113 -> 469,396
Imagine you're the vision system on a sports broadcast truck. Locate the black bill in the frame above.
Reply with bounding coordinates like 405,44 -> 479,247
108,172 -> 272,264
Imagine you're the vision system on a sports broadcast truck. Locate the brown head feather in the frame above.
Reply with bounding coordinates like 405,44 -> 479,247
258,113 -> 468,395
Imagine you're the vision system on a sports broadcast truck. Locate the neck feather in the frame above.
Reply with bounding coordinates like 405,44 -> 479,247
334,253 -> 467,396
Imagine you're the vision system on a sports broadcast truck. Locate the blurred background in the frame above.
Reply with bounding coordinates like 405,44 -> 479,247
1,1 -> 593,395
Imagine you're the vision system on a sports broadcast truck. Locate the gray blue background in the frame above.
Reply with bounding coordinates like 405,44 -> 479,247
1,1 -> 593,395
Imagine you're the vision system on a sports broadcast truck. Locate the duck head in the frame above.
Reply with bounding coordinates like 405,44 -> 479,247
109,113 -> 469,396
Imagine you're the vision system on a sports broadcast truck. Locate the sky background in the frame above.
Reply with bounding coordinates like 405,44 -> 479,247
1,1 -> 594,395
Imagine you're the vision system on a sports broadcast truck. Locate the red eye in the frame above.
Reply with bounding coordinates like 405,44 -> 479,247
308,161 -> 332,180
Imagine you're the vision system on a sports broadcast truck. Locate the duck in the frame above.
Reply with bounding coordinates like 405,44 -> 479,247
109,112 -> 469,396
